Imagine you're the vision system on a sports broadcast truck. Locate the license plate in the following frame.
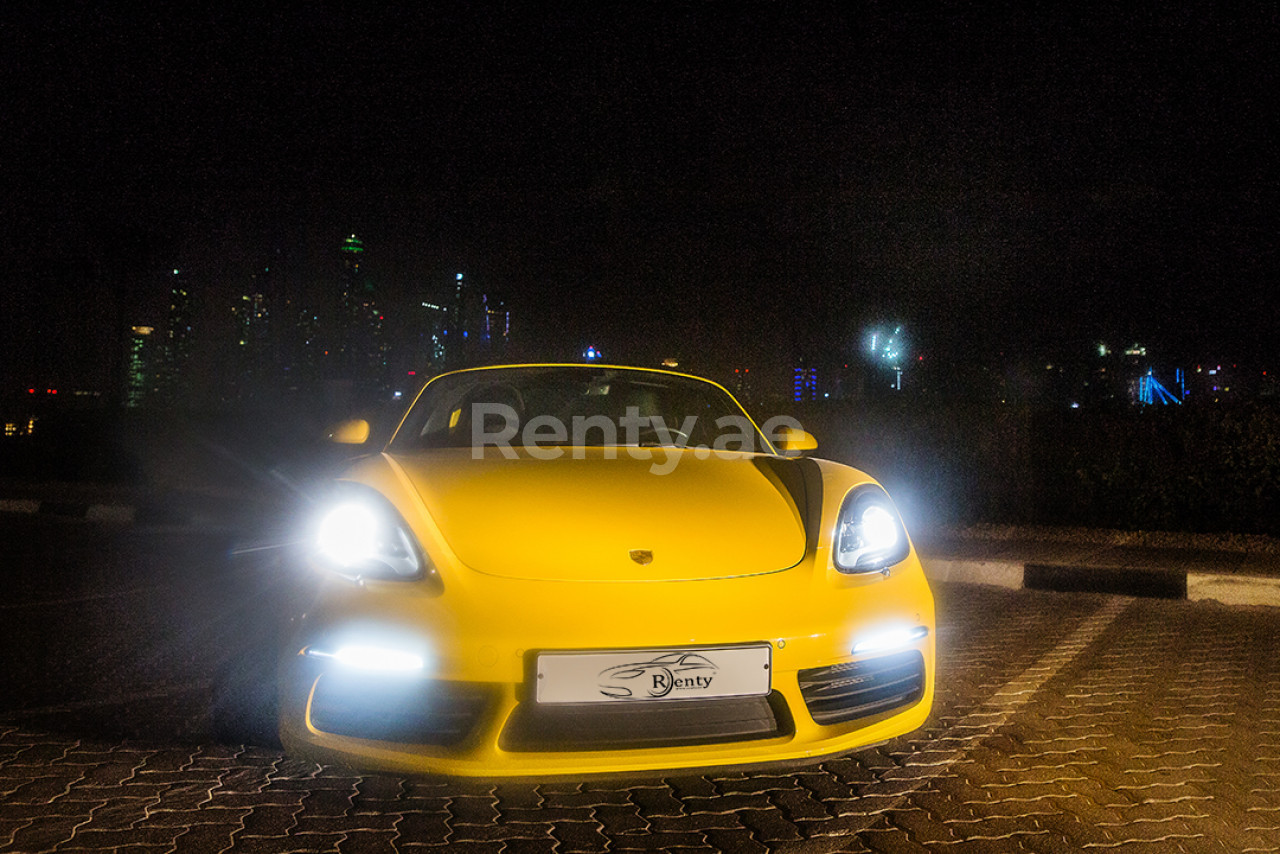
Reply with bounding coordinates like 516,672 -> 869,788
536,645 -> 771,704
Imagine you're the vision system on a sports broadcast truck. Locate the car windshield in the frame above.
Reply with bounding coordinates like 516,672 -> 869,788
390,366 -> 766,452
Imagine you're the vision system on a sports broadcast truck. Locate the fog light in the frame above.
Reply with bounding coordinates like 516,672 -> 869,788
853,625 -> 929,655
307,644 -> 425,672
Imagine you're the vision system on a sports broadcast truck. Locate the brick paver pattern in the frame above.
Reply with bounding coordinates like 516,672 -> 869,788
3,585 -> 1280,853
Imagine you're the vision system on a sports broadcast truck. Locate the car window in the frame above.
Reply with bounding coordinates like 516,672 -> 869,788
390,367 -> 764,451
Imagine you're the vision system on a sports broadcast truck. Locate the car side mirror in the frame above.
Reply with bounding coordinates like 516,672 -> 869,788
326,419 -> 371,445
774,426 -> 818,456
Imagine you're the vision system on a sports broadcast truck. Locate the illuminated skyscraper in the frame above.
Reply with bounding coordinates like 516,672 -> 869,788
338,234 -> 364,322
440,272 -> 510,370
483,293 -> 511,359
231,288 -> 271,399
155,268 -> 193,405
444,272 -> 472,369
335,234 -> 388,393
413,298 -> 450,374
793,362 -> 818,403
124,326 -> 157,408
281,299 -> 322,396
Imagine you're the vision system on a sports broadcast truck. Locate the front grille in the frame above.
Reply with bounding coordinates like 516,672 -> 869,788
309,673 -> 494,746
798,651 -> 925,726
501,692 -> 791,752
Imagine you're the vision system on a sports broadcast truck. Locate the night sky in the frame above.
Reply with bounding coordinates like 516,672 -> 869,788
4,4 -> 1275,392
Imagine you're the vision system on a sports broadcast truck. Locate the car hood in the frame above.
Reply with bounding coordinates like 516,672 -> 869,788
390,448 -> 808,582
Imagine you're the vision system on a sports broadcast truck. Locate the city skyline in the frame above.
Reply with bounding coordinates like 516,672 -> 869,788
4,5 -> 1275,398
4,221 -> 1275,413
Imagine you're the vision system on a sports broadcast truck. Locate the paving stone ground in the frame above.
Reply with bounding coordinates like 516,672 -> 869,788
5,584 -> 1280,853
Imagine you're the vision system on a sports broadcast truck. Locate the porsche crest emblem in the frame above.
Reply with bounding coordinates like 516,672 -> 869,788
629,549 -> 654,566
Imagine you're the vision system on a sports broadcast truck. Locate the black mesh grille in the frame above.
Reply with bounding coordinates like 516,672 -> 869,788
308,674 -> 494,746
798,651 -> 925,725
501,692 -> 790,752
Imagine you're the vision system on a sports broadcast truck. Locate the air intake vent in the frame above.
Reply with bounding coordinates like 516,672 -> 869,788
798,651 -> 925,725
309,674 -> 494,746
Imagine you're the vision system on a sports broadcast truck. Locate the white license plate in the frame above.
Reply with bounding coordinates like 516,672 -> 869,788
536,645 -> 771,704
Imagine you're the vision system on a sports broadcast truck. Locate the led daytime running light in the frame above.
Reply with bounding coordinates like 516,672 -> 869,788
853,625 -> 930,655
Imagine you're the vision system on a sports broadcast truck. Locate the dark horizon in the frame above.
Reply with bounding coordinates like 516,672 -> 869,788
4,5 -> 1276,393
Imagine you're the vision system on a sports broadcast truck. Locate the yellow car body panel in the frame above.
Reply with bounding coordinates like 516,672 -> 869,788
278,365 -> 935,778
396,448 -> 807,581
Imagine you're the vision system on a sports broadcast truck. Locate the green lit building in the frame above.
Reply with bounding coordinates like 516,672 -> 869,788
124,325 -> 157,409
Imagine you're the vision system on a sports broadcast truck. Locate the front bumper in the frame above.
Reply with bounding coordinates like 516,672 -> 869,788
278,554 -> 935,778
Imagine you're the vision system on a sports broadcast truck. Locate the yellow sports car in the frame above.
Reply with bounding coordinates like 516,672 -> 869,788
277,363 -> 934,777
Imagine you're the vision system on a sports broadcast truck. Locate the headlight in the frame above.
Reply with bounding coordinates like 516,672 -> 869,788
833,485 -> 910,573
313,487 -> 433,583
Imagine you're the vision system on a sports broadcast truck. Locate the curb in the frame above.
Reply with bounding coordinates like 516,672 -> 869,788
0,498 -> 136,523
923,557 -> 1280,609
0,497 -> 247,528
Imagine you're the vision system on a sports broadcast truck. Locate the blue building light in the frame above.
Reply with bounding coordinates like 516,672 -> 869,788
1138,370 -> 1181,406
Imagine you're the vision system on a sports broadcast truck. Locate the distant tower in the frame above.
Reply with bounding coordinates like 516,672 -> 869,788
336,234 -> 365,373
443,272 -> 510,369
793,359 -> 818,403
231,289 -> 271,399
281,301 -> 322,396
124,326 -> 157,408
445,272 -> 473,369
155,268 -> 193,406
334,234 -> 388,396
414,298 -> 450,375
338,234 -> 364,314
483,294 -> 510,359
